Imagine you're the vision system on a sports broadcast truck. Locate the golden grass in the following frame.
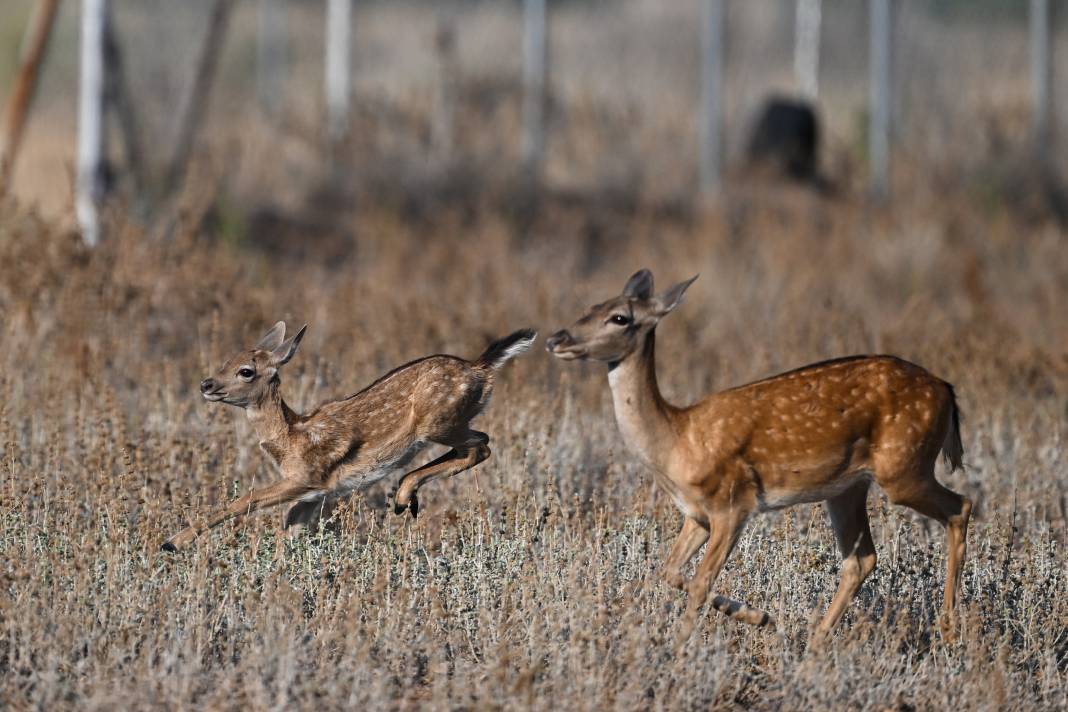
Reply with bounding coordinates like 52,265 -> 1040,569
0,187 -> 1066,709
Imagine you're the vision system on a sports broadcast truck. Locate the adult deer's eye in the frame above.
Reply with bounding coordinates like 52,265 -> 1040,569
238,367 -> 255,380
609,314 -> 630,326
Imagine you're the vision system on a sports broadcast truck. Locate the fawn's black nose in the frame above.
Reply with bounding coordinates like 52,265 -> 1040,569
545,330 -> 573,352
200,378 -> 215,393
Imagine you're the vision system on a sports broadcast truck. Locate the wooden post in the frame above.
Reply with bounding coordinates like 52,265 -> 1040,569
699,0 -> 725,194
1030,0 -> 1052,152
0,0 -> 60,196
325,0 -> 352,142
77,0 -> 109,247
794,0 -> 821,100
869,0 -> 892,200
521,0 -> 547,179
257,0 -> 288,117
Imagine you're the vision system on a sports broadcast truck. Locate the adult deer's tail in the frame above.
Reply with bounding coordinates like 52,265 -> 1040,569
941,382 -> 964,472
475,329 -> 538,370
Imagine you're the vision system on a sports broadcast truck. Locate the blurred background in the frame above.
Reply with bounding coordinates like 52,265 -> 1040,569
1,0 -> 1066,232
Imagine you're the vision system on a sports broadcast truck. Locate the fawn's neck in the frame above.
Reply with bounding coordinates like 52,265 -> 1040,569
607,329 -> 678,471
245,378 -> 297,446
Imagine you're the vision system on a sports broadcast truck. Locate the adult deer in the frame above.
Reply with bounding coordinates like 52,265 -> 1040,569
162,321 -> 536,552
546,269 -> 970,638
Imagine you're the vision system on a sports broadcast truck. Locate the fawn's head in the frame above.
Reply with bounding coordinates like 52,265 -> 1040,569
546,269 -> 697,365
200,321 -> 307,408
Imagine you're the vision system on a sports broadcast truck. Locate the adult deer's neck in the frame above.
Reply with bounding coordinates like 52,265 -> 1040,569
245,378 -> 297,445
607,329 -> 678,471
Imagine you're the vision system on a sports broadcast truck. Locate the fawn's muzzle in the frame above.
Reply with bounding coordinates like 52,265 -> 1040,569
200,378 -> 215,393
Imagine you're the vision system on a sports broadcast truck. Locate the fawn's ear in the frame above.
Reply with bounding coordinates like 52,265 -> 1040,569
622,269 -> 654,300
256,321 -> 287,352
270,324 -> 307,366
649,275 -> 698,317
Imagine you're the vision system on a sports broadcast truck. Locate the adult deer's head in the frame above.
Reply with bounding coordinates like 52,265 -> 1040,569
545,269 -> 697,365
200,321 -> 306,408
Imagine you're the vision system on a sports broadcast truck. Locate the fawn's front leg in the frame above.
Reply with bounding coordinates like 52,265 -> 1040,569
162,478 -> 315,551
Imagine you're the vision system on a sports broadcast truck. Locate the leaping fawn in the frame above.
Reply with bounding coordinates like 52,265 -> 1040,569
546,269 -> 970,638
163,321 -> 536,552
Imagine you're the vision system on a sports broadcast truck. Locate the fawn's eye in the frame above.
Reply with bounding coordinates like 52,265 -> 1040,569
608,314 -> 630,326
237,367 -> 255,380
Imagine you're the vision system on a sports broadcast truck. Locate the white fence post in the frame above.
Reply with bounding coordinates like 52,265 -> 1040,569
1030,0 -> 1051,152
869,0 -> 892,200
794,0 -> 821,100
699,0 -> 725,194
257,0 -> 287,116
77,0 -> 108,247
522,0 -> 547,179
325,0 -> 352,141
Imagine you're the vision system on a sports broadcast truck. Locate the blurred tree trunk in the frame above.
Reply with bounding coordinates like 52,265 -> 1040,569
257,0 -> 287,117
794,0 -> 820,100
0,0 -> 61,197
77,0 -> 109,246
103,17 -> 147,208
325,0 -> 352,142
699,0 -> 724,194
164,0 -> 235,200
869,0 -> 893,201
521,0 -> 547,181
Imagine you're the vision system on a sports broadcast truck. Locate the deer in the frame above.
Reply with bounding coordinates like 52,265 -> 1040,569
162,321 -> 537,552
545,269 -> 971,641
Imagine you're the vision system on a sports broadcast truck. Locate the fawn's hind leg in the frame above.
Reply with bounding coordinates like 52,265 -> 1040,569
393,430 -> 490,517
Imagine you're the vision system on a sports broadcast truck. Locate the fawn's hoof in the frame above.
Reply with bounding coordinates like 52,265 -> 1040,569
392,493 -> 419,518
161,541 -> 178,553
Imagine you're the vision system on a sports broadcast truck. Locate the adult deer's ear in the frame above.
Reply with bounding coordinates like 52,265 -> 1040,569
650,275 -> 698,317
256,321 -> 286,352
622,269 -> 654,300
271,324 -> 307,366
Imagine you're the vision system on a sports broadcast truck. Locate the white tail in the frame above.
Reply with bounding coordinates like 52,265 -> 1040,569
163,321 -> 536,551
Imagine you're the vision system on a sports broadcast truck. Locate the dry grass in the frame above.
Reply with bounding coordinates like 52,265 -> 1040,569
0,185 -> 1066,710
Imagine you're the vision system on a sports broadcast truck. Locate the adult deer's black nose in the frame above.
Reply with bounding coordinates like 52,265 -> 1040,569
545,330 -> 573,353
200,378 -> 215,394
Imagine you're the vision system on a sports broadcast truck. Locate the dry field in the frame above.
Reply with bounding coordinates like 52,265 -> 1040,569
0,184 -> 1065,710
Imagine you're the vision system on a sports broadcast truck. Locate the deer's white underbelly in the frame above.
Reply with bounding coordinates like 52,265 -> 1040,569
759,470 -> 872,511
335,440 -> 427,494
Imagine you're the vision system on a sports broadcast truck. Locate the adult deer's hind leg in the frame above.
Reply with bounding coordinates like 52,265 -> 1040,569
393,430 -> 490,517
815,481 -> 877,637
876,449 -> 971,631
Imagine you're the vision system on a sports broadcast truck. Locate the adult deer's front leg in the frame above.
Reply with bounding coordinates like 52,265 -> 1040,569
393,431 -> 490,517
677,503 -> 769,644
662,516 -> 710,590
162,479 -> 314,551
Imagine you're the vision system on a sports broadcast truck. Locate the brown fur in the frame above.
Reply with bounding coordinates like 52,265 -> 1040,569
163,322 -> 536,551
547,269 -> 971,640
